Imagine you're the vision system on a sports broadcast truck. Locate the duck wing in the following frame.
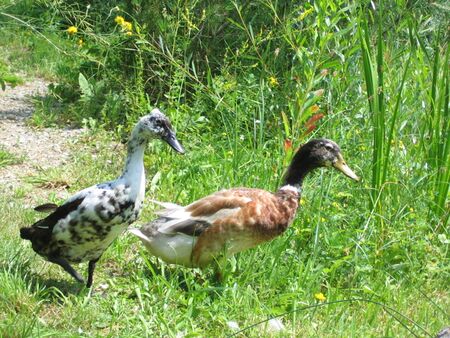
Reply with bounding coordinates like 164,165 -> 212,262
32,197 -> 85,230
21,197 -> 84,237
20,196 -> 85,248
148,189 -> 253,237
29,186 -> 97,230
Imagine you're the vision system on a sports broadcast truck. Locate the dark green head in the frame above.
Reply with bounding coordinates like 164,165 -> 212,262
283,138 -> 359,186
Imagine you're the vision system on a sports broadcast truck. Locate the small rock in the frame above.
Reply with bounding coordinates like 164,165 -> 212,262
227,321 -> 240,331
437,327 -> 450,338
266,318 -> 285,333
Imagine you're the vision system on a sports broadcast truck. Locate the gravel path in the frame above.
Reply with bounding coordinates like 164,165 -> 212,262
0,79 -> 84,195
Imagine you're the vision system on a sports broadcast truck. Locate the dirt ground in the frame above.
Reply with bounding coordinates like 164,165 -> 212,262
0,78 -> 84,202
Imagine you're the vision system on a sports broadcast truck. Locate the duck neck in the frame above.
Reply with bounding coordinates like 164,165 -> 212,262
121,129 -> 146,186
281,151 -> 318,194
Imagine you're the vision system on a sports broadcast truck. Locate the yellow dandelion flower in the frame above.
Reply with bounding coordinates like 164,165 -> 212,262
268,76 -> 279,87
67,26 -> 78,35
115,16 -> 125,25
314,292 -> 326,302
122,21 -> 132,32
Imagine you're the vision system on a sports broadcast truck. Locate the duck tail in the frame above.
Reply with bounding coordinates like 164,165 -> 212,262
129,228 -> 151,242
149,199 -> 182,210
20,227 -> 34,240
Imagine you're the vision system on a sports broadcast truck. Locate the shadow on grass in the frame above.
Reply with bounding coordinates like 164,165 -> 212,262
133,252 -> 238,297
0,246 -> 86,302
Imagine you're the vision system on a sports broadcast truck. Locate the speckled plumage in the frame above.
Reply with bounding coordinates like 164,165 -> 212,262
130,139 -> 359,268
20,108 -> 184,287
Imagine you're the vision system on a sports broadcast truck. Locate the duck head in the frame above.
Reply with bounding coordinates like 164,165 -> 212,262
136,108 -> 185,153
284,138 -> 359,186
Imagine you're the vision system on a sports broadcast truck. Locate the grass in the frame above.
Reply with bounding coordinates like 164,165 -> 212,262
0,147 -> 22,168
0,133 -> 448,337
0,0 -> 449,337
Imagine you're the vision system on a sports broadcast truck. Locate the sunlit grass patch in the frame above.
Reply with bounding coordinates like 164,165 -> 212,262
0,147 -> 23,168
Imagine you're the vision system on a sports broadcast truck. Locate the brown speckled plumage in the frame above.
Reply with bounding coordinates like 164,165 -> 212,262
190,188 -> 299,266
130,139 -> 359,269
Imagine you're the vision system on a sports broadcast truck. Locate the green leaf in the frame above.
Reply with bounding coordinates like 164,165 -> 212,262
78,72 -> 93,98
281,111 -> 291,138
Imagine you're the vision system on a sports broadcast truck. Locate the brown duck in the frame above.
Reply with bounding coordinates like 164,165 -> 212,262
130,138 -> 359,268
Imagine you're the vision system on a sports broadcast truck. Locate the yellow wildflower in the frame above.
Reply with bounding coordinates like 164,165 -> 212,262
311,104 -> 320,113
125,31 -> 132,36
115,16 -> 125,25
299,8 -> 314,21
77,39 -> 83,46
314,292 -> 326,302
122,21 -> 132,32
268,76 -> 279,87
67,26 -> 78,35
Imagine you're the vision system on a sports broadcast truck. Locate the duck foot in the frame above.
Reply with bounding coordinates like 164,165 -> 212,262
86,258 -> 100,288
48,256 -> 85,284
214,270 -> 223,283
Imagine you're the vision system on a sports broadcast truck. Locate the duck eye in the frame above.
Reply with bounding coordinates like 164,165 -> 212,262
325,143 -> 334,151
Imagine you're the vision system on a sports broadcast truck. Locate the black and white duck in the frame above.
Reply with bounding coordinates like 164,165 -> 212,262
20,108 -> 184,287
130,139 -> 358,268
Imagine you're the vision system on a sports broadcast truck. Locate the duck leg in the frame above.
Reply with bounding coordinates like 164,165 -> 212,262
86,258 -> 100,288
48,256 -> 85,284
212,252 -> 229,284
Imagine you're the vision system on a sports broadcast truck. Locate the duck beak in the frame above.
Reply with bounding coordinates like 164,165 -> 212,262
163,131 -> 185,154
333,153 -> 359,181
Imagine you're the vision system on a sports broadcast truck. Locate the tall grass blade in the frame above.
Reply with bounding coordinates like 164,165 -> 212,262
432,44 -> 449,223
382,43 -> 412,183
359,12 -> 385,212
